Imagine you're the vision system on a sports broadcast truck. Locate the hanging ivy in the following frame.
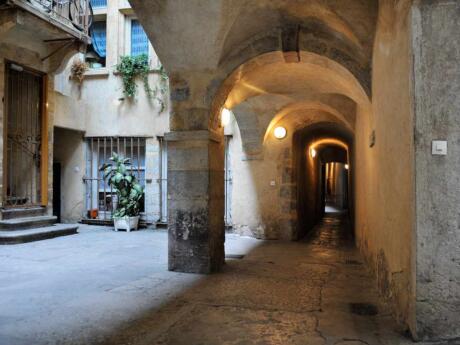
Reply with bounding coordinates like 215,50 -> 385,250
115,54 -> 168,112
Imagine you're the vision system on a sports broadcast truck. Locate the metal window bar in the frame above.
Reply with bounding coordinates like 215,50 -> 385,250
224,135 -> 233,227
5,66 -> 42,207
83,137 -> 146,221
158,137 -> 168,224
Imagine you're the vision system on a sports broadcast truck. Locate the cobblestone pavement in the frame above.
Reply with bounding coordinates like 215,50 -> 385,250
99,215 -> 443,345
0,222 -> 453,345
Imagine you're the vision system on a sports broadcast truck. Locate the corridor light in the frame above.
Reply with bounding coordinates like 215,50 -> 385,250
221,108 -> 232,127
273,126 -> 287,139
345,164 -> 349,170
310,147 -> 317,158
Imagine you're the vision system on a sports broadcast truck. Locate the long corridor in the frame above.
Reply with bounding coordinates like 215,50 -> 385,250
101,215 -> 415,345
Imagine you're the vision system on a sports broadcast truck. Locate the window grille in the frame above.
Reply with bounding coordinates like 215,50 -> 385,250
130,19 -> 149,57
224,136 -> 233,227
84,137 -> 146,221
158,137 -> 168,224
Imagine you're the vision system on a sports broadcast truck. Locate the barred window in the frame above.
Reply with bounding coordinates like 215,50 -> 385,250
84,137 -> 146,220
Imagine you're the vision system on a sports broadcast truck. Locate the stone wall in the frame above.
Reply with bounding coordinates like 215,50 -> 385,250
412,0 -> 460,340
228,116 -> 297,241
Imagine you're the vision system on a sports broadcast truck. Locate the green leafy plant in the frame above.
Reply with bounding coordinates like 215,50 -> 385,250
115,54 -> 168,112
99,153 -> 144,218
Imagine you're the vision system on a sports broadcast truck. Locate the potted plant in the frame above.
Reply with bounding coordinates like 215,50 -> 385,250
70,58 -> 88,84
99,153 -> 144,232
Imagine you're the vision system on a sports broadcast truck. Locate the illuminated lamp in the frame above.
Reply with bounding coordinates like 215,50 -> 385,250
274,126 -> 287,139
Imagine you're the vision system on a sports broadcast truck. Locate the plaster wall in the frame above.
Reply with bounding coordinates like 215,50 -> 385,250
354,0 -> 415,333
229,118 -> 295,240
53,0 -> 169,224
412,0 -> 460,339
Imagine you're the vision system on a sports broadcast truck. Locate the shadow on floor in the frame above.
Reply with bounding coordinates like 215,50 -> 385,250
95,216 -> 414,345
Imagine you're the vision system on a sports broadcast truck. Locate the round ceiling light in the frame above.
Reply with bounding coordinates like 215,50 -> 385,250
273,126 -> 287,139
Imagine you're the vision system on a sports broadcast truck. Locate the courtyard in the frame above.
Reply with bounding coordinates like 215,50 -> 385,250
0,220 -> 447,345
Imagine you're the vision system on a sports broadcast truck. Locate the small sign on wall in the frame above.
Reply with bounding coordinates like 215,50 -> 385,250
432,140 -> 447,155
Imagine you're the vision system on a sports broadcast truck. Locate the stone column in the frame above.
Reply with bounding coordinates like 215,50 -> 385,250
165,130 -> 225,274
412,0 -> 460,340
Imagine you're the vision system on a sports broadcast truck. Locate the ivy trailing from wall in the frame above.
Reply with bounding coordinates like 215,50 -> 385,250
115,54 -> 168,112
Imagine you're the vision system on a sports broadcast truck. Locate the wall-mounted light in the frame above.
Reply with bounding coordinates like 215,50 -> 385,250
345,164 -> 349,170
273,126 -> 287,139
221,108 -> 232,127
310,147 -> 317,158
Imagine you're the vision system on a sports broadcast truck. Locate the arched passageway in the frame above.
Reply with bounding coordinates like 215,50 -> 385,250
292,122 -> 354,240
129,0 -> 460,341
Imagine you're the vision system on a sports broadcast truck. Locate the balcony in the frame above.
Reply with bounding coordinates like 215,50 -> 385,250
1,0 -> 92,44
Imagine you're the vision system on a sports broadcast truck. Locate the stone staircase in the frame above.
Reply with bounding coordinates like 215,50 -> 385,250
0,207 -> 78,244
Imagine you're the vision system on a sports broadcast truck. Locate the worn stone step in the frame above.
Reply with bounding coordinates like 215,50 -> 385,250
1,207 -> 46,219
0,224 -> 78,244
0,215 -> 57,231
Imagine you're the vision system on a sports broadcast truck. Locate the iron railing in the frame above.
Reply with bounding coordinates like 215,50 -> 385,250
11,0 -> 93,35
224,136 -> 233,227
5,66 -> 43,207
158,137 -> 168,224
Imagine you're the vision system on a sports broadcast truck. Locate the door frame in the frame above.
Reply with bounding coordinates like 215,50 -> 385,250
2,61 -> 48,208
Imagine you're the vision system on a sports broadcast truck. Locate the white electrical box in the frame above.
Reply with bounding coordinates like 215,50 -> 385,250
432,140 -> 447,155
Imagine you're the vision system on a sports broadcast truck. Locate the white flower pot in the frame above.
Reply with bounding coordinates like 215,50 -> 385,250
113,216 -> 140,232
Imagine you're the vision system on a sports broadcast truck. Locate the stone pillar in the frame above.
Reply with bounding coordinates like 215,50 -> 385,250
412,0 -> 460,340
165,130 -> 225,274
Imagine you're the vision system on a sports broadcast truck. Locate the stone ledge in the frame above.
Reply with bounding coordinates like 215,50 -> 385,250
84,68 -> 109,77
165,130 -> 222,143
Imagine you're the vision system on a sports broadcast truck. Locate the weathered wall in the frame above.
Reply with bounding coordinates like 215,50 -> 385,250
229,111 -> 352,241
53,128 -> 85,223
53,0 -> 169,224
229,116 -> 298,241
412,0 -> 460,340
354,0 -> 415,334
0,34 -> 62,214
